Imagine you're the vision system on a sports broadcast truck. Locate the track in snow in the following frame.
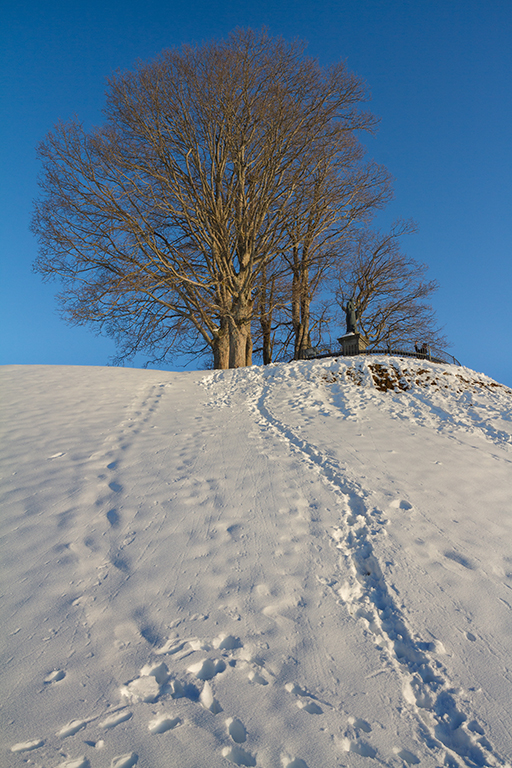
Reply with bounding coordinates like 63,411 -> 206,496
248,377 -> 507,768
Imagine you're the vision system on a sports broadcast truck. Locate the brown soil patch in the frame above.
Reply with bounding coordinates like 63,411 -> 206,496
321,372 -> 339,384
368,363 -> 409,393
345,368 -> 363,386
329,361 -> 512,396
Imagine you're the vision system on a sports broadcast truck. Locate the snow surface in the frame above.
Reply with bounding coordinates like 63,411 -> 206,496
1,357 -> 512,768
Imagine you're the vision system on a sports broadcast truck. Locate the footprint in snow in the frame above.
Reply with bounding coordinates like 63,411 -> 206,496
189,612 -> 209,622
110,552 -> 131,572
248,669 -> 269,685
57,758 -> 90,768
389,499 -> 413,511
347,716 -> 372,733
57,719 -> 87,738
285,682 -> 323,713
84,739 -> 105,748
10,739 -> 44,753
148,714 -> 181,733
394,747 -> 420,765
285,682 -> 308,696
339,736 -> 377,758
226,523 -> 244,541
110,753 -> 138,768
221,745 -> 256,766
444,550 -> 476,570
106,508 -> 120,527
281,757 -> 309,768
44,669 -> 66,683
226,716 -> 247,743
212,633 -> 242,650
99,710 -> 132,729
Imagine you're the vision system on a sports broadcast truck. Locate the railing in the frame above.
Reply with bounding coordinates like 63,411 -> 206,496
359,347 -> 462,366
297,346 -> 461,366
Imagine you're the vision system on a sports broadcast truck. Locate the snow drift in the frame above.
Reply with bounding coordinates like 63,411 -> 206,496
1,357 -> 511,768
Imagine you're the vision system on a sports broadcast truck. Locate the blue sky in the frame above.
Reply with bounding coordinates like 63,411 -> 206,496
1,0 -> 511,385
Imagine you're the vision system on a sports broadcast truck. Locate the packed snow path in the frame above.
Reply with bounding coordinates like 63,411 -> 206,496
1,358 -> 512,767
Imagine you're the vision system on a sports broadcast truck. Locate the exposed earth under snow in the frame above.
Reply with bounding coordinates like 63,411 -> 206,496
1,356 -> 512,768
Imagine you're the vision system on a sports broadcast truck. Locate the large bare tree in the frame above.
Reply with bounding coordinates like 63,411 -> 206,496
32,29 -> 390,368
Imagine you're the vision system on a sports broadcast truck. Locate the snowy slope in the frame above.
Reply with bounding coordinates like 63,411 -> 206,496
1,358 -> 512,768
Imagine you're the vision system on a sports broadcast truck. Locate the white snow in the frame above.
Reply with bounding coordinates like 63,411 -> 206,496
1,357 -> 511,767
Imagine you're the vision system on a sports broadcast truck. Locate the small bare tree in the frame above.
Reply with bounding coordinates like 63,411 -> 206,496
32,29 -> 387,369
337,221 -> 448,350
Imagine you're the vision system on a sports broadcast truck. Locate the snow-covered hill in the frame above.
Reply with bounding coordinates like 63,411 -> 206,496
1,357 -> 512,768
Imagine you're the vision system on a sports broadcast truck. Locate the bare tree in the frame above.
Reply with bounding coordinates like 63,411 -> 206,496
337,221 -> 448,350
249,151 -> 392,364
282,153 -> 391,360
32,29 -> 390,368
252,259 -> 286,365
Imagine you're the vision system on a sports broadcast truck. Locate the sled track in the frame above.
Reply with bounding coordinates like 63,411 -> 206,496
250,380 -> 508,768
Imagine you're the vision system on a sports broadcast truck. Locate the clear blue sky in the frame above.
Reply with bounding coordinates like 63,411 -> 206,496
1,0 -> 511,385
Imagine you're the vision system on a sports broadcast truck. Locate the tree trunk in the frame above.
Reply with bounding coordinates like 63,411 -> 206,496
292,263 -> 311,359
227,271 -> 253,368
245,330 -> 253,367
292,268 -> 301,358
300,272 -> 311,350
212,320 -> 230,369
257,268 -> 275,365
261,317 -> 273,364
228,321 -> 252,368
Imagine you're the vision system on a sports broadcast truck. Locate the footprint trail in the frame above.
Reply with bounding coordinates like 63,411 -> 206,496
245,375 -> 508,767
